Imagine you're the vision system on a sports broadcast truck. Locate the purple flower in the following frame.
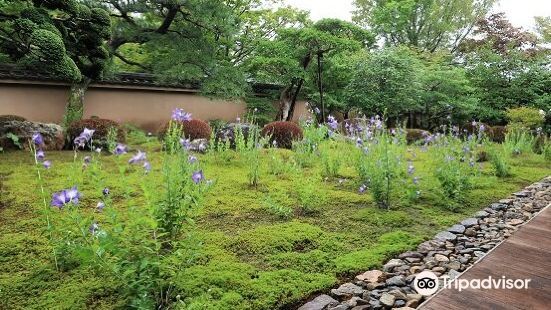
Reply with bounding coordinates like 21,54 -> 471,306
143,161 -> 151,174
314,107 -> 321,114
66,187 -> 81,203
36,149 -> 45,161
73,136 -> 86,149
81,128 -> 95,140
102,188 -> 110,196
94,147 -> 102,153
407,162 -> 415,175
51,187 -> 81,208
43,160 -> 51,169
327,116 -> 338,131
413,176 -> 419,185
272,140 -> 278,148
188,155 -> 198,164
192,170 -> 204,184
362,146 -> 369,155
172,108 -> 192,122
128,151 -> 146,164
356,137 -> 363,148
89,222 -> 99,234
32,133 -> 43,146
359,184 -> 367,193
83,156 -> 92,164
113,144 -> 127,155
180,138 -> 191,150
96,202 -> 105,211
73,128 -> 95,148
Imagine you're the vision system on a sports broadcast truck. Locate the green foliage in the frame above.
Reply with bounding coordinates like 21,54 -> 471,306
506,107 -> 545,130
353,0 -> 496,52
489,147 -> 511,178
504,130 -> 535,156
263,195 -> 293,219
345,47 -> 422,119
294,177 -> 327,215
0,1 -> 110,81
5,132 -> 22,149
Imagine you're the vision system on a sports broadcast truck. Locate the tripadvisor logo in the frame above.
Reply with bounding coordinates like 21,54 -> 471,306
413,270 -> 533,296
414,271 -> 440,296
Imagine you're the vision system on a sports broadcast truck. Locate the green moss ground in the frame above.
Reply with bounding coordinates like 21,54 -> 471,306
0,138 -> 549,309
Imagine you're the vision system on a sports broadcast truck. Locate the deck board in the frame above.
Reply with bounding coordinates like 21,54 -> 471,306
419,205 -> 551,310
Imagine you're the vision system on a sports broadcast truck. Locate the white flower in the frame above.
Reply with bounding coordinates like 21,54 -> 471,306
539,109 -> 546,117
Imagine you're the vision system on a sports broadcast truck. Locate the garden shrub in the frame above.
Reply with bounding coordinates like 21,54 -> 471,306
261,121 -> 303,149
489,148 -> 511,177
488,126 -> 506,143
506,107 -> 545,130
0,115 -> 27,122
503,129 -> 534,156
159,119 -> 212,141
67,118 -> 125,148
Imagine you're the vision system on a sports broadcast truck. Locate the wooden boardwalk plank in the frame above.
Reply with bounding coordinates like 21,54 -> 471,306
420,205 -> 551,310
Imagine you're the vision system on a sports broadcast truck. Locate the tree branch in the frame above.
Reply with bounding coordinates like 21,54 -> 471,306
113,52 -> 149,71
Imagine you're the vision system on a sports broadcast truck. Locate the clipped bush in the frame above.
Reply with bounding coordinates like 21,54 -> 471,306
261,121 -> 303,149
506,107 -> 545,130
406,128 -> 430,144
0,115 -> 27,122
158,119 -> 212,141
67,118 -> 125,148
488,126 -> 507,143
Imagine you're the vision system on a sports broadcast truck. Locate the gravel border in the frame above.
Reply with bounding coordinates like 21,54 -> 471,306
298,176 -> 551,310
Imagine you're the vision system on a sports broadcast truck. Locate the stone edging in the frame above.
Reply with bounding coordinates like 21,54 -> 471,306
298,176 -> 551,310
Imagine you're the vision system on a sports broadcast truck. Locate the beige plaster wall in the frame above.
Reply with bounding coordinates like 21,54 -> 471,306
0,81 -> 311,132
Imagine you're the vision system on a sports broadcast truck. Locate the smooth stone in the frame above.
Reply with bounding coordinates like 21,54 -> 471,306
331,283 -> 364,298
299,294 -> 339,310
434,254 -> 449,263
508,219 -> 524,226
356,270 -> 385,283
383,259 -> 405,271
464,228 -> 477,237
461,218 -> 479,227
386,275 -> 406,287
474,211 -> 489,218
448,224 -> 466,234
435,231 -> 457,242
379,293 -> 396,307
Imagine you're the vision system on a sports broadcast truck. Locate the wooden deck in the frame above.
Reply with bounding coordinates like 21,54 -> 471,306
419,205 -> 551,310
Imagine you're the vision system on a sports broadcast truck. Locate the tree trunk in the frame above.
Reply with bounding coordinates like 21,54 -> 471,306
279,53 -> 312,122
277,84 -> 294,121
63,78 -> 91,128
286,79 -> 304,121
317,52 -> 325,122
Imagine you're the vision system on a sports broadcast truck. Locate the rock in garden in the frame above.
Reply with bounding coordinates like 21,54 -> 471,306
448,269 -> 461,280
379,292 -> 396,307
434,254 -> 449,263
464,228 -> 477,237
386,275 -> 406,286
507,219 -> 524,226
0,120 -> 64,151
448,224 -> 466,234
298,294 -> 338,310
356,270 -> 385,283
388,289 -> 407,300
474,211 -> 489,218
331,283 -> 364,298
461,218 -> 479,227
435,231 -> 457,242
399,251 -> 424,259
328,305 -> 348,310
383,259 -> 405,271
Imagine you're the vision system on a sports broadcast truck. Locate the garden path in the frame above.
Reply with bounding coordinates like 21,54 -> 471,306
419,204 -> 551,310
